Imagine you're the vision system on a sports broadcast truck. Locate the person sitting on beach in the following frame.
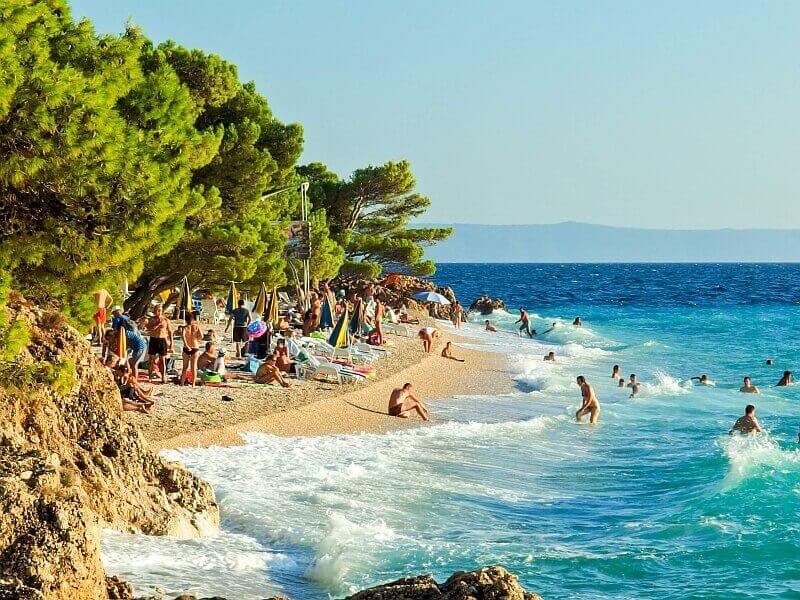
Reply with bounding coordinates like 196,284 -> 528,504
254,355 -> 291,387
618,378 -> 626,388
484,320 -> 497,332
611,364 -> 621,379
197,342 -> 217,373
729,404 -> 762,435
146,304 -> 173,383
777,371 -> 792,387
739,376 -> 761,394
388,383 -> 430,421
515,308 -> 534,338
225,299 -> 252,358
573,317 -> 583,327
441,341 -> 465,362
691,374 -> 714,386
203,328 -> 217,342
627,374 -> 640,398
114,363 -> 154,413
274,338 -> 293,373
399,304 -> 420,325
575,375 -> 600,424
418,326 -> 438,353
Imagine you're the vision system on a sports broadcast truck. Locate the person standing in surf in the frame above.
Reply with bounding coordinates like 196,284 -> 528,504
739,376 -> 761,394
729,404 -> 762,435
576,375 -> 600,424
516,307 -> 534,338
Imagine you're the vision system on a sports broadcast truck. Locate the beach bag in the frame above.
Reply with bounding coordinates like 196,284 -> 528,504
200,371 -> 222,383
246,356 -> 263,374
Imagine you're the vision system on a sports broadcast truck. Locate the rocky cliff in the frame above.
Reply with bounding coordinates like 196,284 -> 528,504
0,298 -> 219,599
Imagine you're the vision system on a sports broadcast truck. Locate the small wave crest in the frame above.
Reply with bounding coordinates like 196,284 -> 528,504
719,434 -> 800,489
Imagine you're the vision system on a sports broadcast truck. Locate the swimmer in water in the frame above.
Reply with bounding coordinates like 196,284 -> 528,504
543,351 -> 556,362
739,376 -> 761,394
627,374 -> 640,398
611,364 -> 621,379
618,378 -> 626,388
484,320 -> 497,332
777,370 -> 792,386
573,317 -> 583,327
575,375 -> 600,424
729,404 -> 762,435
690,374 -> 714,386
766,359 -> 774,366
542,322 -> 558,335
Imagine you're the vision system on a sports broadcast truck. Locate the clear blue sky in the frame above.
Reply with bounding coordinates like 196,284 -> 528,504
70,0 -> 800,229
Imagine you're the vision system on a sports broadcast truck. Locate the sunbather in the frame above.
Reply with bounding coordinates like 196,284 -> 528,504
441,341 -> 465,362
254,355 -> 291,387
274,339 -> 292,373
388,383 -> 430,420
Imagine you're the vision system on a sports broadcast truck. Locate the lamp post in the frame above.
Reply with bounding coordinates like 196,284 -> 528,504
299,181 -> 311,309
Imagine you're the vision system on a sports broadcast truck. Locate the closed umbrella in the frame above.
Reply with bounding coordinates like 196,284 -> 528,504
349,298 -> 364,336
328,309 -> 350,348
253,282 -> 268,317
319,296 -> 334,329
175,276 -> 191,321
225,281 -> 238,315
265,288 -> 280,326
115,323 -> 127,360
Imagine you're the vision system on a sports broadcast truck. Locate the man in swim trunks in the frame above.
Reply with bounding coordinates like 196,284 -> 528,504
516,308 -> 533,338
146,304 -> 173,383
729,404 -> 762,435
739,376 -> 760,394
388,383 -> 429,421
576,375 -> 600,424
254,355 -> 290,387
226,299 -> 252,358
91,289 -> 113,344
628,374 -> 640,398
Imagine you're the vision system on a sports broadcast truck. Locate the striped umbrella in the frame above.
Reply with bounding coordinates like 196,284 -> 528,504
328,309 -> 350,348
319,296 -> 334,329
265,288 -> 280,326
175,276 -> 191,321
349,298 -> 364,336
225,281 -> 238,315
252,282 -> 268,317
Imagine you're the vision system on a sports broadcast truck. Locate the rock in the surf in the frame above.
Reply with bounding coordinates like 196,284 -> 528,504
469,296 -> 507,315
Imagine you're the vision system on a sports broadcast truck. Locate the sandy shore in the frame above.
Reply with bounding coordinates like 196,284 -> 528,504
131,326 -> 512,452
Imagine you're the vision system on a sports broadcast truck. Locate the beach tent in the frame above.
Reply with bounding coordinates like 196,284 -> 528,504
225,281 -> 238,315
265,288 -> 280,326
328,309 -> 350,348
319,296 -> 334,329
252,282 -> 268,317
349,298 -> 365,336
174,276 -> 191,321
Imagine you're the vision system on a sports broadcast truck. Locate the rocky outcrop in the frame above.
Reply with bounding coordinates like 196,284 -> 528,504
469,296 -> 506,315
345,566 -> 542,600
332,275 -> 461,319
0,299 -> 219,599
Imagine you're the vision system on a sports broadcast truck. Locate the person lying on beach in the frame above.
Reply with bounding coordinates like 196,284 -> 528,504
627,374 -> 640,398
388,383 -> 430,421
441,341 -> 465,362
739,377 -> 760,394
611,364 -> 621,379
576,376 -> 600,424
573,317 -> 583,327
254,356 -> 291,387
777,371 -> 792,386
691,374 -> 714,386
418,326 -> 438,353
485,320 -> 497,332
543,352 -> 556,362
515,308 -> 534,338
729,404 -> 762,435
399,305 -> 420,325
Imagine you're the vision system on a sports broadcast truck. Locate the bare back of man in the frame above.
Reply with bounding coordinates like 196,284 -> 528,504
388,384 -> 430,421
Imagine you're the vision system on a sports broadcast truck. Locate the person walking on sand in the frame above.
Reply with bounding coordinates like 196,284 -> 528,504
451,301 -> 464,329
418,326 -> 438,353
729,404 -> 762,435
91,289 -> 113,344
516,308 -> 534,338
576,375 -> 600,424
373,297 -> 385,345
146,304 -> 173,383
180,312 -> 203,386
441,341 -> 465,362
739,376 -> 761,394
226,299 -> 251,358
777,371 -> 792,386
388,383 -> 430,420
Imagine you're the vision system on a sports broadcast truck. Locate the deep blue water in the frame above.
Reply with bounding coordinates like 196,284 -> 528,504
105,264 -> 800,599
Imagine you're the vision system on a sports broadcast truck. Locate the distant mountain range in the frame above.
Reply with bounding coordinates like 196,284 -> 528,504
419,222 -> 800,263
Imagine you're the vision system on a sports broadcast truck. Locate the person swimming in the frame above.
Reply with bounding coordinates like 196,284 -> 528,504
618,378 -> 626,388
777,370 -> 792,386
690,374 -> 715,386
542,322 -> 558,335
575,375 -> 600,424
627,374 -> 640,398
543,351 -> 556,362
739,376 -> 761,394
573,317 -> 583,327
611,364 -> 621,379
729,404 -> 762,435
485,320 -> 497,332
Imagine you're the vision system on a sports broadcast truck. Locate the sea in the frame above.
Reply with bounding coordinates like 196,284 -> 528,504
101,263 -> 800,599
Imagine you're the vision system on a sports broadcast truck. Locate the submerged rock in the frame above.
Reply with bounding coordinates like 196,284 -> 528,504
469,296 -> 506,315
345,566 -> 542,600
0,299 -> 219,599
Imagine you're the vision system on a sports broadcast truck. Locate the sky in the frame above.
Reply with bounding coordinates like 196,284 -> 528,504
70,0 -> 800,229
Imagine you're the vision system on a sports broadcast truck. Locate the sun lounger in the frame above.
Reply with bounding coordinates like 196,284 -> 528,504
384,323 -> 412,337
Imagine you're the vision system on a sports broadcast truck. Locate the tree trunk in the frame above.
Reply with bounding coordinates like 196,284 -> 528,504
124,273 -> 180,319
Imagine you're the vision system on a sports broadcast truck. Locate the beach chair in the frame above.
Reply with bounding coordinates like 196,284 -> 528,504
384,323 -> 412,337
199,299 -> 224,325
278,291 -> 292,309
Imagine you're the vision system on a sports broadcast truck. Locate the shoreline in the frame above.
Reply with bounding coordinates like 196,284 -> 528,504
139,328 -> 513,452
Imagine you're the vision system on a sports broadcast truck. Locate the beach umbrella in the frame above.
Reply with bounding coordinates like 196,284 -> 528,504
174,276 -> 191,320
411,290 -> 451,305
252,282 -> 268,317
115,323 -> 127,360
159,289 -> 170,305
225,281 -> 238,315
328,309 -> 350,348
349,298 -> 364,336
265,287 -> 280,326
319,296 -> 334,329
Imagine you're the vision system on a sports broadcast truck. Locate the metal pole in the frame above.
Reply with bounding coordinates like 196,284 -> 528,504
300,182 -> 311,310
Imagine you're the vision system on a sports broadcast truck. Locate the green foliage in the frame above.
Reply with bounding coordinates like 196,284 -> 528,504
307,209 -> 345,281
298,161 -> 451,276
0,0 -> 218,324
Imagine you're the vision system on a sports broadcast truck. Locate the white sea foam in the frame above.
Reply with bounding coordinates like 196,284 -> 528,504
719,434 -> 800,490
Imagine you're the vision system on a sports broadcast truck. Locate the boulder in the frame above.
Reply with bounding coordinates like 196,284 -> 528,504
469,296 -> 506,315
345,566 -> 542,600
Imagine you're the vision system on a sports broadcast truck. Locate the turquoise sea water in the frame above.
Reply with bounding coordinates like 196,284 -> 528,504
102,264 -> 800,599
